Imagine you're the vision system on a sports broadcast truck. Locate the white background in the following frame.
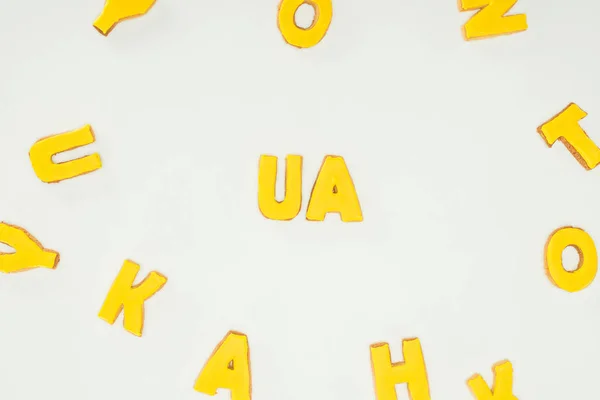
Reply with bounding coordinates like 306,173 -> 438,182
0,0 -> 599,398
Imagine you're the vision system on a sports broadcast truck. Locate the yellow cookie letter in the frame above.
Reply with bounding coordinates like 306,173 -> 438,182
467,360 -> 517,400
98,260 -> 167,337
29,124 -> 102,184
94,0 -> 157,36
538,103 -> 600,170
0,222 -> 59,274
306,155 -> 362,222
194,331 -> 251,400
278,0 -> 333,48
258,154 -> 303,221
370,338 -> 431,400
545,226 -> 597,293
459,0 -> 527,40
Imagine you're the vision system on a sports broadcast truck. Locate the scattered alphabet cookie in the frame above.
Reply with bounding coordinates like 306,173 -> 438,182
459,0 -> 527,40
29,124 -> 102,184
0,222 -> 60,274
538,103 -> 600,170
277,0 -> 333,48
94,0 -> 157,36
545,226 -> 597,293
194,331 -> 251,400
98,260 -> 167,337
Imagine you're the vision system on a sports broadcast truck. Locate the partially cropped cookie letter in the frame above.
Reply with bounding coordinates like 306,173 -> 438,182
194,331 -> 251,400
459,0 -> 527,40
538,103 -> 600,170
258,155 -> 303,221
98,260 -> 167,337
468,360 -> 518,400
370,337 -> 431,400
545,226 -> 597,293
306,155 -> 363,222
29,124 -> 102,184
278,0 -> 333,48
94,0 -> 157,36
0,222 -> 59,274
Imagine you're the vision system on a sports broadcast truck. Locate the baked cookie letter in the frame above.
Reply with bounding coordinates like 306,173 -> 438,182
306,155 -> 362,222
93,0 -> 157,36
370,338 -> 431,400
467,360 -> 517,400
459,0 -> 527,40
258,155 -> 303,221
278,0 -> 332,48
194,331 -> 251,400
545,227 -> 597,293
0,222 -> 59,273
29,124 -> 102,184
98,260 -> 167,337
538,103 -> 600,170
